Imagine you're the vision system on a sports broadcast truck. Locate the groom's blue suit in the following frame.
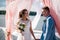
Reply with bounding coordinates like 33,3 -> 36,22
40,15 -> 56,40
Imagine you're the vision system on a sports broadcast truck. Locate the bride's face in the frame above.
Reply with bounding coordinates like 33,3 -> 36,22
22,11 -> 29,18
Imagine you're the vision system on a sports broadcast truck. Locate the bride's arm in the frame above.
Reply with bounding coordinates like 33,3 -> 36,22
30,22 -> 36,40
15,19 -> 22,33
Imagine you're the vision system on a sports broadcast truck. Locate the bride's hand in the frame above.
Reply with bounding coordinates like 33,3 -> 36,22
34,37 -> 37,40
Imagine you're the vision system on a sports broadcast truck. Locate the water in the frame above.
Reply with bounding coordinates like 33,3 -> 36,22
0,15 -> 5,27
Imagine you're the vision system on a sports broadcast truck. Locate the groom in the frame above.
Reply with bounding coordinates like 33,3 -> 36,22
40,7 -> 56,40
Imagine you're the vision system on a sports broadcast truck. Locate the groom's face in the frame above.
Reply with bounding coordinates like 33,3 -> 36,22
41,9 -> 49,17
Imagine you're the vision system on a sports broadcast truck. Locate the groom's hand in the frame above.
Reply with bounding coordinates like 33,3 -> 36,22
35,39 -> 40,40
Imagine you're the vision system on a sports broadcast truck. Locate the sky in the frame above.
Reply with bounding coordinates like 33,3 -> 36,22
0,0 -> 6,10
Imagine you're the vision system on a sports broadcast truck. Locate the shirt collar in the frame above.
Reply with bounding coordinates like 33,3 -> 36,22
46,15 -> 51,18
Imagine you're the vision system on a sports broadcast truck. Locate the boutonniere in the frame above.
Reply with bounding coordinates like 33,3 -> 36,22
44,19 -> 46,22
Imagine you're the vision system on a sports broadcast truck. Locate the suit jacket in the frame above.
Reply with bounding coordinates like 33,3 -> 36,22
40,15 -> 56,40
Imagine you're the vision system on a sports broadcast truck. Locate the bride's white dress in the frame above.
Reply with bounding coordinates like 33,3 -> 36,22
19,19 -> 32,40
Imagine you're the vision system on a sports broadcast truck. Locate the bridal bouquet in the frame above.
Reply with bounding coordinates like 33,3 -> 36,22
18,23 -> 26,32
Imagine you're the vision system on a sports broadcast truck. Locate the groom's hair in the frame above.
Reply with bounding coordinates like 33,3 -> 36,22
42,7 -> 50,13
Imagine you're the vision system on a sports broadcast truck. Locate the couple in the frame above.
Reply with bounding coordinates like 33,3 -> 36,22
16,6 -> 56,40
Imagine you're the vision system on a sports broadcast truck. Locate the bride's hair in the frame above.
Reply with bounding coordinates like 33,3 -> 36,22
19,10 -> 22,18
19,9 -> 29,20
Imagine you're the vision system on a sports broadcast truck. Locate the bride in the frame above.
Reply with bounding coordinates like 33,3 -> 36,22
16,9 -> 36,40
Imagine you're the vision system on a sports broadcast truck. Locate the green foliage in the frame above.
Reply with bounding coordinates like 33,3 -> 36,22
0,10 -> 6,15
